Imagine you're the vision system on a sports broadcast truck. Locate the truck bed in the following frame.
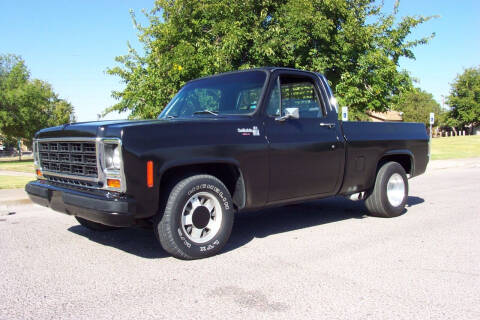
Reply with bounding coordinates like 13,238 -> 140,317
339,121 -> 429,195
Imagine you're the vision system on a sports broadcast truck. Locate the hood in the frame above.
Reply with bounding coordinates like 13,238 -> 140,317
35,119 -> 165,139
35,115 -> 251,140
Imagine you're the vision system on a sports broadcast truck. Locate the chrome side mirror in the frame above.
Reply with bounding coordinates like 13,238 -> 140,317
275,107 -> 299,122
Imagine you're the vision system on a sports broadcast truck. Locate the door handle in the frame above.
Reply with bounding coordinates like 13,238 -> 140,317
319,122 -> 336,129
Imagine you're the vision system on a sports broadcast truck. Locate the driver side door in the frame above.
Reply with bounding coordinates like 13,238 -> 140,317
264,71 -> 344,202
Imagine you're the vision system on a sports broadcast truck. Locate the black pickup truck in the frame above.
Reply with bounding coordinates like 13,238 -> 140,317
26,68 -> 429,259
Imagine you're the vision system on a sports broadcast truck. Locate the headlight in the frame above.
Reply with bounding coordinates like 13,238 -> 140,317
104,143 -> 121,170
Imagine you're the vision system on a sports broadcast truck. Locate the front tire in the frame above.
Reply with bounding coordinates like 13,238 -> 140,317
155,174 -> 235,260
365,161 -> 408,218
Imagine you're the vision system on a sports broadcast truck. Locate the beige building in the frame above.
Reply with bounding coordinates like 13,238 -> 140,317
366,110 -> 403,122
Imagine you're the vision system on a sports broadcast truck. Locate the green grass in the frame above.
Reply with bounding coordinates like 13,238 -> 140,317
0,159 -> 34,173
431,135 -> 480,160
0,175 -> 33,189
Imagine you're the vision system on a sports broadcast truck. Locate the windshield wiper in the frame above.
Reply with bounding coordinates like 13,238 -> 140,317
193,110 -> 218,116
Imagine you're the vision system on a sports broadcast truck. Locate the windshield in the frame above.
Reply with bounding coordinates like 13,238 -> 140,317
159,71 -> 267,119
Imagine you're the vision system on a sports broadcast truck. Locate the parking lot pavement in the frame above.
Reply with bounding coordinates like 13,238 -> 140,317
1,165 -> 479,320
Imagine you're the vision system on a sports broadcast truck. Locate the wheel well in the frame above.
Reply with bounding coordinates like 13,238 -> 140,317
377,154 -> 412,175
159,163 -> 245,209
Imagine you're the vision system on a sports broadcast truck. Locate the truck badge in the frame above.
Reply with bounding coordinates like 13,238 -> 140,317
237,126 -> 260,136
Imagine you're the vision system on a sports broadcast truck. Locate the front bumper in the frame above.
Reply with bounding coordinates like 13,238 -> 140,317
25,180 -> 136,227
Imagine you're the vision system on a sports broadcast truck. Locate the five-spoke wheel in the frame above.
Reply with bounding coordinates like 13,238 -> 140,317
181,192 -> 223,243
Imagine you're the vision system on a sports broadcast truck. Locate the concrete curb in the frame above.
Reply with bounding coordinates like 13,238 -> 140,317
427,157 -> 480,171
0,198 -> 32,206
0,188 -> 32,207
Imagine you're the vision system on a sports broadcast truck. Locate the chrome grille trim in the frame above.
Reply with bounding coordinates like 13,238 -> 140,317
34,137 -> 126,193
38,140 -> 98,178
44,174 -> 99,188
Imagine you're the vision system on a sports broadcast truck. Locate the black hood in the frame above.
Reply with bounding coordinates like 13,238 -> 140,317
34,116 -> 250,140
35,120 -> 164,139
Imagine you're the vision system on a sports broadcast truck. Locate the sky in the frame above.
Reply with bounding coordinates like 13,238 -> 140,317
1,0 -> 479,122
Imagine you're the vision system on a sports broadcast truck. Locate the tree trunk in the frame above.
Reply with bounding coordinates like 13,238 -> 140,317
451,127 -> 458,136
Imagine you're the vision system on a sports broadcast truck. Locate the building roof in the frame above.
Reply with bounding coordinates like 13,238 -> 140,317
366,110 -> 403,122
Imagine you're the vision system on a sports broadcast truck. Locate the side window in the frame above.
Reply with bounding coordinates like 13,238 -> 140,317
266,78 -> 281,116
266,75 -> 325,118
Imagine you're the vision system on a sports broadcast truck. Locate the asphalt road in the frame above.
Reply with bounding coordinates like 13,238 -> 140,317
1,165 -> 479,320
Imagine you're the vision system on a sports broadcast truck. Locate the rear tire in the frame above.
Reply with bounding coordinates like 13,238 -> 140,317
75,216 -> 121,231
365,161 -> 408,218
155,174 -> 234,260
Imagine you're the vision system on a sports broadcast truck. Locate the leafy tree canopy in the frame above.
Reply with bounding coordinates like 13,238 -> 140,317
392,88 -> 443,126
107,0 -> 435,119
446,66 -> 480,129
0,54 -> 75,145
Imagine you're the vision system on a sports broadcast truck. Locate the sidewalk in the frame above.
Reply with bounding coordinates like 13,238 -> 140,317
0,157 -> 479,207
427,157 -> 480,170
0,170 -> 34,177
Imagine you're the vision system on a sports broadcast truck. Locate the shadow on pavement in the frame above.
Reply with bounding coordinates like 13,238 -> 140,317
68,225 -> 169,259
406,196 -> 424,207
68,195 -> 424,259
224,196 -> 367,254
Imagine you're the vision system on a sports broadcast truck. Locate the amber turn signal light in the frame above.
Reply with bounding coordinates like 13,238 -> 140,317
147,161 -> 154,188
107,179 -> 121,188
36,169 -> 42,177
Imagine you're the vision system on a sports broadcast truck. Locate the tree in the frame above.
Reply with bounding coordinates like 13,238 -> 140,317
0,54 -> 75,157
392,88 -> 443,126
446,66 -> 480,133
107,0 -> 434,119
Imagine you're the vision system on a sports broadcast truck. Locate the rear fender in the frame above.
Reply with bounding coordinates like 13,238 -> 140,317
377,150 -> 415,176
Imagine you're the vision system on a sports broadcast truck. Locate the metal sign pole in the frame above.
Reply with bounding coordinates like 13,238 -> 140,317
429,112 -> 434,139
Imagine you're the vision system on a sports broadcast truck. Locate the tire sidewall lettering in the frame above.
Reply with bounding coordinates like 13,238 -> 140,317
187,183 -> 230,210
177,227 -> 191,248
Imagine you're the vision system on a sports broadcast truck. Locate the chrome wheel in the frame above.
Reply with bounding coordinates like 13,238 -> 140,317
386,173 -> 405,207
181,192 -> 222,244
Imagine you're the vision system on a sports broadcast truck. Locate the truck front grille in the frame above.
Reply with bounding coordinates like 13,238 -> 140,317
43,175 -> 98,188
39,141 -> 98,178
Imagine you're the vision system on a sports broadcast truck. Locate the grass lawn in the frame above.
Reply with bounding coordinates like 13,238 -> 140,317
430,135 -> 480,160
0,175 -> 33,189
0,159 -> 34,173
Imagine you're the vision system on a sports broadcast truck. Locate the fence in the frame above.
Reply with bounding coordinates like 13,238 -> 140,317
433,130 -> 474,138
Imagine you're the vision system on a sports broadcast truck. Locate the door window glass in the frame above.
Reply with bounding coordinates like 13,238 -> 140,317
266,75 -> 324,118
266,78 -> 281,116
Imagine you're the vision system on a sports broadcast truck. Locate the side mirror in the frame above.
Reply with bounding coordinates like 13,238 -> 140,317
275,108 -> 299,122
